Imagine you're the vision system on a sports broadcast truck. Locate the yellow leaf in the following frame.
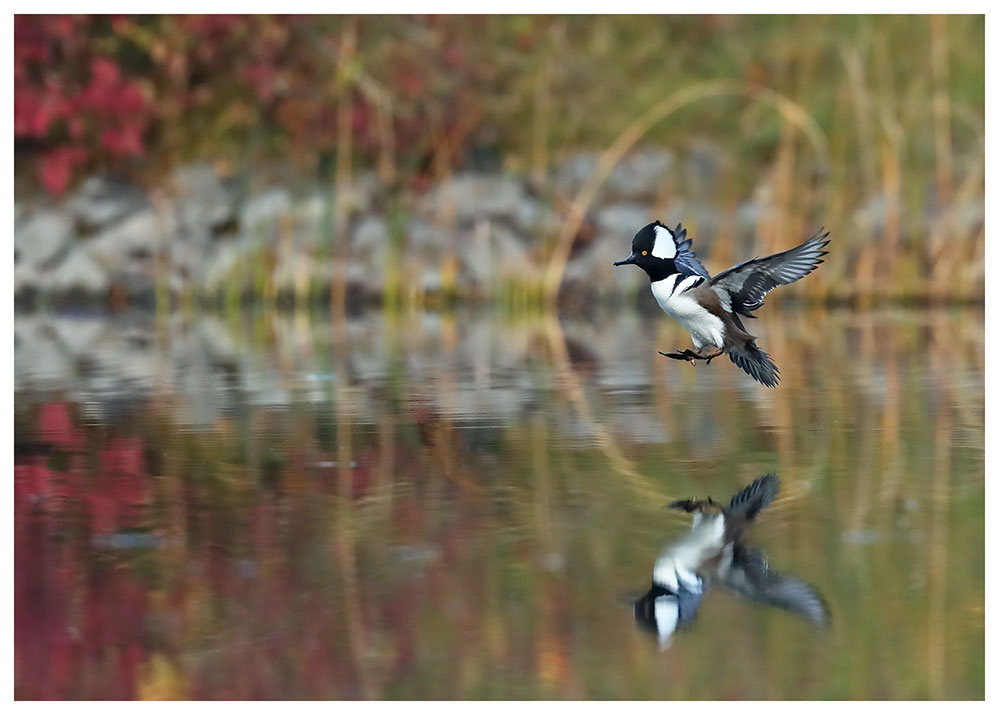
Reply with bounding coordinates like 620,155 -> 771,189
138,654 -> 187,701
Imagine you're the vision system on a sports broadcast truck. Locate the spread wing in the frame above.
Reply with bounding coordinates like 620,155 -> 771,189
710,230 -> 830,318
658,222 -> 711,279
726,473 -> 779,520
718,544 -> 830,627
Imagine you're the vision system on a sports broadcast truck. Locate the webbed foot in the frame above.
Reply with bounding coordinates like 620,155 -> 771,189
659,349 -> 699,363
660,348 -> 724,364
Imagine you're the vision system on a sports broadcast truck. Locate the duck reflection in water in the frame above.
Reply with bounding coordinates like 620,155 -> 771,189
632,474 -> 829,648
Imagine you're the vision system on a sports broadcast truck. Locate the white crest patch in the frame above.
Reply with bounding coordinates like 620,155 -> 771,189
654,595 -> 680,644
652,225 -> 677,259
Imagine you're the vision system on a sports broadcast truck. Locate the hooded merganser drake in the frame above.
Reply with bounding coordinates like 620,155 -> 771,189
613,222 -> 830,387
632,474 -> 829,648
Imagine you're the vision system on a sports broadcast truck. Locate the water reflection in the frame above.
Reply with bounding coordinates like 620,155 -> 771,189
633,474 -> 828,648
13,306 -> 984,699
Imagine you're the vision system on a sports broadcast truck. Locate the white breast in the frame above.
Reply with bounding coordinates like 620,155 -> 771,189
650,274 -> 725,350
653,512 -> 726,591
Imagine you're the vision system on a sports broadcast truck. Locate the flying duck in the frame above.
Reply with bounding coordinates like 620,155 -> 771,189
632,474 -> 830,648
613,222 -> 830,387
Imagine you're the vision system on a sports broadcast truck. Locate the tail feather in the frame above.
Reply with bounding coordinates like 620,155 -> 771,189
728,340 -> 780,387
727,473 -> 779,520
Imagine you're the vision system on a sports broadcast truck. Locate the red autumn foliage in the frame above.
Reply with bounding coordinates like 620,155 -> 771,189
15,17 -> 153,194
15,15 -> 519,196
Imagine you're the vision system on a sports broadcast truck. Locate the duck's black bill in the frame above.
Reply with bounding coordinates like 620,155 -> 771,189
614,254 -> 637,266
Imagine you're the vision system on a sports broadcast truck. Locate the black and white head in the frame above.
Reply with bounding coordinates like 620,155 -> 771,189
613,221 -> 711,282
633,581 -> 704,649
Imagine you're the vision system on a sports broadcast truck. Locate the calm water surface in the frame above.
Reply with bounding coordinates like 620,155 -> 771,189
14,306 -> 984,699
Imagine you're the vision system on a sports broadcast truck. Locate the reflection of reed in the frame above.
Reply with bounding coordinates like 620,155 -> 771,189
542,314 -> 672,506
12,305 -> 984,699
331,293 -> 378,698
926,312 -> 953,700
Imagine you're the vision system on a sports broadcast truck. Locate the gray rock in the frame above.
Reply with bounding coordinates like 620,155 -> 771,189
199,248 -> 236,292
563,234 -> 644,294
420,265 -> 443,293
351,215 -> 389,254
555,152 -> 600,195
170,163 -> 236,231
347,215 -> 390,293
88,208 -> 167,267
68,176 -> 148,229
48,247 -> 110,294
511,197 -> 559,237
166,239 -> 203,287
274,252 -> 333,294
736,200 -> 763,238
52,318 -> 107,357
337,172 -> 378,215
350,216 -> 390,266
423,173 -> 526,223
487,223 -> 532,276
14,320 -> 74,385
407,219 -> 454,264
457,220 -> 531,287
609,150 -> 674,199
684,139 -> 724,196
240,188 -> 292,235
343,259 -> 378,295
200,238 -> 255,291
15,209 -> 73,269
556,148 -> 674,200
293,193 -> 333,249
14,263 -> 40,295
596,202 -> 653,235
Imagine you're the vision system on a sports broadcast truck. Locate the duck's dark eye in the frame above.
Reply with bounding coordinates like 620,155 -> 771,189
642,251 -> 648,256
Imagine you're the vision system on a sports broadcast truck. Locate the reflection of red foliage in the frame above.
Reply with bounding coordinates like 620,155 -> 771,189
90,437 -> 148,534
15,396 -> 506,699
39,402 -> 82,450
14,462 -> 57,504
16,403 -> 153,699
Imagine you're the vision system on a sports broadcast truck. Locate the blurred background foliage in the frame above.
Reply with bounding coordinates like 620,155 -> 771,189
14,15 -> 985,194
13,15 -> 985,305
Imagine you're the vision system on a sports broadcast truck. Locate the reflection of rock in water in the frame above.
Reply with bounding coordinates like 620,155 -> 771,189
632,474 -> 829,648
13,308 -> 984,448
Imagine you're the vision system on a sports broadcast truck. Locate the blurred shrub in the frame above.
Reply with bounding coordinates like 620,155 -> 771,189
14,14 -> 984,204
14,15 -> 543,194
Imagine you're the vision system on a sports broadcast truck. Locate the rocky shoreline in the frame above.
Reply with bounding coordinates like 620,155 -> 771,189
13,149 -> 775,309
14,148 -> 984,310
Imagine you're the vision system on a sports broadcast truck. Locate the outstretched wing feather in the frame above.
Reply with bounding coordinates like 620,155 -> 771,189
710,230 -> 830,316
720,545 -> 831,627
